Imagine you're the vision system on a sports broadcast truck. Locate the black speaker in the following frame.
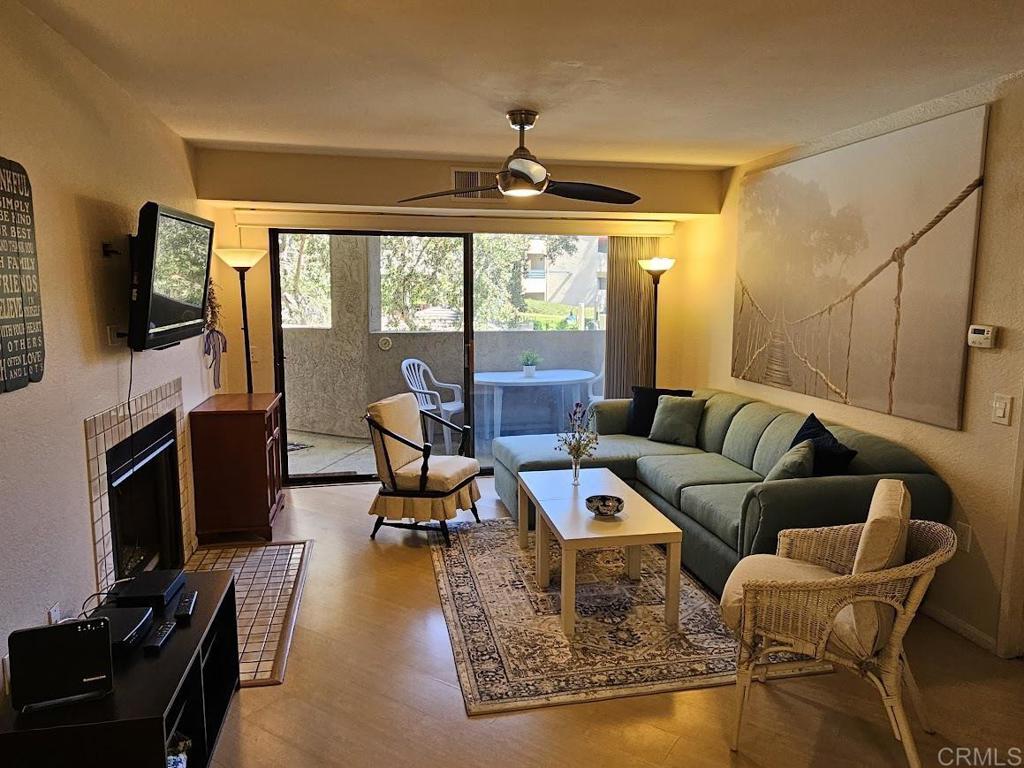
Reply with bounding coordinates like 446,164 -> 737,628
8,619 -> 114,712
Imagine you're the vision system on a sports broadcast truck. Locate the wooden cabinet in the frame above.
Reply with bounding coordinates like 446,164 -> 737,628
190,393 -> 283,542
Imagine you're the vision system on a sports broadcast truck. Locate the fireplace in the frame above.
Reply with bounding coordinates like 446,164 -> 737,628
106,410 -> 183,580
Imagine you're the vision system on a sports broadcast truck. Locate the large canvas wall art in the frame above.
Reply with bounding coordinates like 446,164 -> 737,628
732,107 -> 987,429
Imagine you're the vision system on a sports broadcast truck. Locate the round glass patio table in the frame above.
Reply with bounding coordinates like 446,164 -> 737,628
473,369 -> 595,438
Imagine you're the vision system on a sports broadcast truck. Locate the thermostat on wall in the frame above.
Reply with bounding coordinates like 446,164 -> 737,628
967,324 -> 997,348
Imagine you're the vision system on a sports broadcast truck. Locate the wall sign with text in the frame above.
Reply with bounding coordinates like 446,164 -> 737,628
0,155 -> 44,392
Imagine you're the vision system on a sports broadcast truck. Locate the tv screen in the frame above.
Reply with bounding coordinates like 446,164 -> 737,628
129,203 -> 214,351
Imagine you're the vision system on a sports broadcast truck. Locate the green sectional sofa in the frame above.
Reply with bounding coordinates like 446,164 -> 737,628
492,389 -> 951,595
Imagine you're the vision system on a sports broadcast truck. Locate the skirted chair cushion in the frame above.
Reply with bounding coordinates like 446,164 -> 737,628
366,392 -> 481,523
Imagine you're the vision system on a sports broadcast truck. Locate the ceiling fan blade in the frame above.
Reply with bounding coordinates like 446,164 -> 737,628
398,184 -> 498,203
545,180 -> 640,205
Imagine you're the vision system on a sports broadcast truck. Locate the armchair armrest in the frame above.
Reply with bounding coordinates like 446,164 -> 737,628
590,398 -> 630,435
432,380 -> 463,401
420,410 -> 473,456
740,473 -> 950,556
776,523 -> 865,574
740,568 -> 915,656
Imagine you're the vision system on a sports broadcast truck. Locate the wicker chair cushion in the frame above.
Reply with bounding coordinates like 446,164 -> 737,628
846,479 -> 911,656
720,554 -> 867,658
392,455 -> 481,492
367,393 -> 423,484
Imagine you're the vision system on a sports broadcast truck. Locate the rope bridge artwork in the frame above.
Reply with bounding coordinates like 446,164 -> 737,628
732,107 -> 987,429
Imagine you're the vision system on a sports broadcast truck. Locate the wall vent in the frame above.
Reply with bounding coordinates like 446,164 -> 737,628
451,168 -> 503,201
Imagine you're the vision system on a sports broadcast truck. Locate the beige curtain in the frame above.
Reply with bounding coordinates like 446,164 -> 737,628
604,236 -> 657,398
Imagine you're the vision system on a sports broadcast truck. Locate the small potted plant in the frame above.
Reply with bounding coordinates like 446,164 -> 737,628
520,349 -> 541,378
555,402 -> 599,486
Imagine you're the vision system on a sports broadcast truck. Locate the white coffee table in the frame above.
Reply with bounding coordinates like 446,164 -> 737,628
517,468 -> 683,638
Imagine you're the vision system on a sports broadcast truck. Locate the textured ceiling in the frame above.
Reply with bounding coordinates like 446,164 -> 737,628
19,0 -> 1024,167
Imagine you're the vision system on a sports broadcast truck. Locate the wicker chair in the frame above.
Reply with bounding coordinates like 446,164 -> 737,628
725,517 -> 957,768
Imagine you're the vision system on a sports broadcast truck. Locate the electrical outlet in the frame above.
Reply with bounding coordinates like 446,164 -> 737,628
106,324 -> 125,346
955,521 -> 973,553
249,344 -> 258,364
47,601 -> 62,625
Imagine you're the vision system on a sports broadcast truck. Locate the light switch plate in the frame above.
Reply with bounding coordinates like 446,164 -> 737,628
992,394 -> 1013,426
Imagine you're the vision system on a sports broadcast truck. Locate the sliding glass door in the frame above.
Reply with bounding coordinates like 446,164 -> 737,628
471,234 -> 607,468
271,231 -> 469,484
270,229 -> 607,483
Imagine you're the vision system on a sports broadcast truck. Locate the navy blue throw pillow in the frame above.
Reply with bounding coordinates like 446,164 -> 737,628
626,386 -> 694,436
791,413 -> 857,476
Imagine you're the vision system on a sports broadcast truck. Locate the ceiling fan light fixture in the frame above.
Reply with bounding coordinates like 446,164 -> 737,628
497,170 -> 547,197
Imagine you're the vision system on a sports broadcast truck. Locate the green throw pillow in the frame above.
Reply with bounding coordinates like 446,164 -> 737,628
648,396 -> 707,447
764,439 -> 816,481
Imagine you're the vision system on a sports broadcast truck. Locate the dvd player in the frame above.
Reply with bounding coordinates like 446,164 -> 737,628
113,568 -> 185,611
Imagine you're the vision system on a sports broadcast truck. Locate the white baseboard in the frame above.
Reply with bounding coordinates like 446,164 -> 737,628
922,604 -> 997,652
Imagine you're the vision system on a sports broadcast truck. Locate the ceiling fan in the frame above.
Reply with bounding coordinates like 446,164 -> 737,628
398,109 -> 641,205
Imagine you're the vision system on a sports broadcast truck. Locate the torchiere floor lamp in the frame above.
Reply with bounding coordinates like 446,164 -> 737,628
638,257 -> 676,387
215,247 -> 266,393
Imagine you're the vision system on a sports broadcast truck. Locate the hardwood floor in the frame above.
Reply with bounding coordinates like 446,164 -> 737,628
210,479 -> 1023,768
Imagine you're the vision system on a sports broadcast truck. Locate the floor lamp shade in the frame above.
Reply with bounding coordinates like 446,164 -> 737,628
216,249 -> 267,393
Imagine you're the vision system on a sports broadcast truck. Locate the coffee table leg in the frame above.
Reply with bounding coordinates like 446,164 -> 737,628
665,541 -> 681,630
517,481 -> 529,550
626,545 -> 642,581
535,512 -> 551,588
561,548 -> 576,638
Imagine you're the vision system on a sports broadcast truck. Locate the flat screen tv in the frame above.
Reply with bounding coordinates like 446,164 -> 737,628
128,202 -> 214,351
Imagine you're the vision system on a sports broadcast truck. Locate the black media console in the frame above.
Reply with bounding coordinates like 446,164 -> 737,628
0,571 -> 239,767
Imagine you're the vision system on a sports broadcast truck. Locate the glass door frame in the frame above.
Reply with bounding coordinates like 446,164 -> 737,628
269,228 -> 479,487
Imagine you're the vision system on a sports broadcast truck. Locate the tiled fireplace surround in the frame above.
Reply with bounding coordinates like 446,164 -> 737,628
84,378 -> 198,593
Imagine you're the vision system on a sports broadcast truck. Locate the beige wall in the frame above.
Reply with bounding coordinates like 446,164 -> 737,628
0,4 -> 213,654
660,79 -> 1024,648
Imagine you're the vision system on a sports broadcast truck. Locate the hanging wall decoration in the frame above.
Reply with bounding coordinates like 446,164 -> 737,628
0,155 -> 44,392
732,107 -> 986,429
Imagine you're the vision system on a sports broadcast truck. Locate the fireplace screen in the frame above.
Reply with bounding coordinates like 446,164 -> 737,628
106,410 -> 183,580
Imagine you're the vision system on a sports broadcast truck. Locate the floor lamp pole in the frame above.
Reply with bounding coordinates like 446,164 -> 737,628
236,266 -> 254,394
651,273 -> 661,388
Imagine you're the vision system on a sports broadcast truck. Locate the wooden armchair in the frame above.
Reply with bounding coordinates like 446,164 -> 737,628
364,393 -> 480,546
721,480 -> 957,767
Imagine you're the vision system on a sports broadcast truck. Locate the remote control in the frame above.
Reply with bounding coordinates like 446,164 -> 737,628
174,590 -> 198,626
143,619 -> 177,656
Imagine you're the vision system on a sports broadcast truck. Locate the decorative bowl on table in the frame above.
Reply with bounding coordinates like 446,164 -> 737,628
586,494 -> 624,518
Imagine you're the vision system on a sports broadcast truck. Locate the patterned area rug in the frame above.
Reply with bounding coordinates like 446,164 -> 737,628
186,540 -> 312,686
432,518 -> 742,715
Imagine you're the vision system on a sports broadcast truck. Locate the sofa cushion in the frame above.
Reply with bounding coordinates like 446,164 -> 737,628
679,482 -> 756,549
649,396 -> 707,446
626,386 -> 694,436
721,402 -> 788,468
751,412 -> 807,476
792,414 -> 857,475
763,439 -> 815,481
492,433 -> 700,481
720,554 -> 866,659
697,392 -> 756,453
636,453 -> 762,507
829,427 -> 933,475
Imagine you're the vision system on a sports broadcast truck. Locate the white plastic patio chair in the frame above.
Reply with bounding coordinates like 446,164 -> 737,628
400,358 -> 464,454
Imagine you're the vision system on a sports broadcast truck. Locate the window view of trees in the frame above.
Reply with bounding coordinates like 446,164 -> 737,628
279,233 -> 331,328
375,234 -> 603,332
